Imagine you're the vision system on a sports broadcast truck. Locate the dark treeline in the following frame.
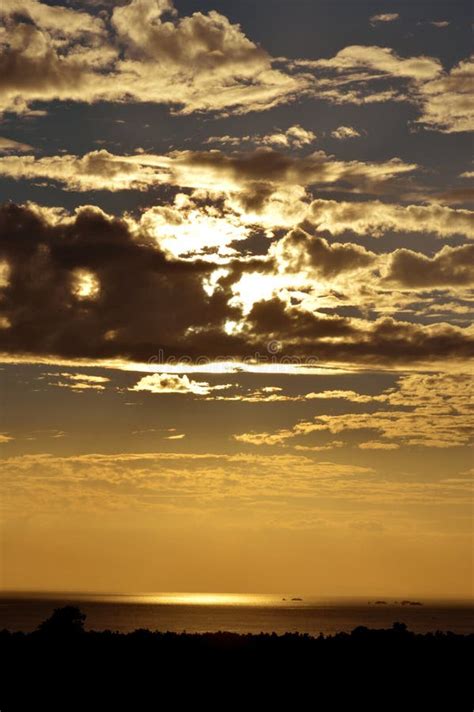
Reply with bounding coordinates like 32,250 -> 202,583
1,607 -> 472,710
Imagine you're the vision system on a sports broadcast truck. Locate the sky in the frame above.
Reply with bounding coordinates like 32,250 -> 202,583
0,0 -> 473,598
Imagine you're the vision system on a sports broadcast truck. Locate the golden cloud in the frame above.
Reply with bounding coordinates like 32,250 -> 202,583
234,372 -> 474,449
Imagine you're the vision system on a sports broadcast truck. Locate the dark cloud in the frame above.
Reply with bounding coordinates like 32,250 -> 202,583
172,148 -> 416,193
0,202 -> 240,360
245,298 -> 474,365
273,227 -> 377,278
384,244 -> 474,288
433,187 -> 474,206
1,202 -> 472,368
247,298 -> 356,340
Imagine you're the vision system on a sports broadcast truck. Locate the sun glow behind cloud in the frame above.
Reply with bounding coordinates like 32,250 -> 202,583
72,269 -> 100,300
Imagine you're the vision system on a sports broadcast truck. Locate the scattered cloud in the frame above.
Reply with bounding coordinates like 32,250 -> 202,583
0,147 -> 418,195
358,441 -> 400,450
296,44 -> 442,81
0,0 -> 310,117
0,150 -> 162,191
45,371 -> 110,390
287,45 -> 472,133
370,13 -> 400,25
206,125 -> 317,149
1,450 -> 383,515
131,373 -> 232,396
0,136 -> 34,153
331,126 -> 362,140
307,199 -> 474,239
0,2 -> 468,135
234,373 -> 474,449
2,451 -> 471,540
294,441 -> 344,452
416,57 -> 474,133
428,21 -> 450,29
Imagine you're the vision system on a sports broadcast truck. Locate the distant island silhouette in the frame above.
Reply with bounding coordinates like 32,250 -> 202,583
402,600 -> 423,606
370,599 -> 423,606
0,606 -> 472,710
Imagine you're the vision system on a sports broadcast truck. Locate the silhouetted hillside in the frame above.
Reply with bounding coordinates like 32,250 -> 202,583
1,607 -> 472,710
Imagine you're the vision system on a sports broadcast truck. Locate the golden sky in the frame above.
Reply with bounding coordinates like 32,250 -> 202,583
0,0 -> 473,598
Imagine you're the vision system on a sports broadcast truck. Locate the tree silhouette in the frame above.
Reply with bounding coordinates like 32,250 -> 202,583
0,613 -> 471,711
37,606 -> 86,636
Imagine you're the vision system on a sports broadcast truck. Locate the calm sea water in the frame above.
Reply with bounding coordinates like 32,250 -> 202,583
1,592 -> 473,636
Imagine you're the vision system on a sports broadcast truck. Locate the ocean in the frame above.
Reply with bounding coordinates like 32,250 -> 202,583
1,592 -> 473,636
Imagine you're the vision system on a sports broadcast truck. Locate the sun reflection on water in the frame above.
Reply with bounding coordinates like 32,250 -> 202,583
106,592 -> 282,607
